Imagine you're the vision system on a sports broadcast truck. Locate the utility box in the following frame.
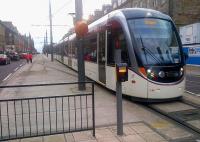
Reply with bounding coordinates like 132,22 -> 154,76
116,63 -> 128,82
180,23 -> 200,45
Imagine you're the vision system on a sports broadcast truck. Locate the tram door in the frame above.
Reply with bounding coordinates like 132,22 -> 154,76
98,32 -> 106,84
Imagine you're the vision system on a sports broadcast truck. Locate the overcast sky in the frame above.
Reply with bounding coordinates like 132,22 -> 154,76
0,0 -> 111,52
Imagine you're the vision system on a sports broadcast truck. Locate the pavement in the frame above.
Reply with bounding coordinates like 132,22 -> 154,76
0,54 -> 199,142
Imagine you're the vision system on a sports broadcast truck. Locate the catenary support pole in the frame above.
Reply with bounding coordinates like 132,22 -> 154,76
49,0 -> 53,61
46,30 -> 48,57
75,0 -> 85,90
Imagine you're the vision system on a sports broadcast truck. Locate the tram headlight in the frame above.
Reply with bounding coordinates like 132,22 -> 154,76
158,71 -> 165,78
180,67 -> 184,76
147,69 -> 151,74
146,69 -> 157,80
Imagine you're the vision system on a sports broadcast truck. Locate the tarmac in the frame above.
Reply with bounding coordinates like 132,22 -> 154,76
0,54 -> 199,142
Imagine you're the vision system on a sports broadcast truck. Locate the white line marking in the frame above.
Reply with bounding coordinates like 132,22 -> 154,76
14,67 -> 19,72
186,90 -> 200,97
20,64 -> 23,67
3,73 -> 12,81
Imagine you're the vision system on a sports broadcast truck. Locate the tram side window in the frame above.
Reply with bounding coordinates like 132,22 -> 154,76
59,45 -> 61,56
120,33 -> 130,66
64,44 -> 68,56
71,40 -> 77,58
107,29 -> 130,66
107,30 -> 115,65
84,35 -> 97,62
68,41 -> 72,57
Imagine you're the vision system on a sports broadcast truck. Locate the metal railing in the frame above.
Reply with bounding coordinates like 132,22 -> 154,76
0,81 -> 95,141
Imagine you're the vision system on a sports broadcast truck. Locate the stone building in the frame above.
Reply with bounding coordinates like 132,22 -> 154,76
0,21 -> 6,52
112,0 -> 200,27
87,4 -> 113,24
3,21 -> 19,52
0,21 -> 35,53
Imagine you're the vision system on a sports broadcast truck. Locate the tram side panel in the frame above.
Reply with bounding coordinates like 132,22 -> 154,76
85,62 -> 98,81
106,66 -> 148,99
147,79 -> 185,99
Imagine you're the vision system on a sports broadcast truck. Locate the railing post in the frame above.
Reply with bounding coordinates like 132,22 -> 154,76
92,82 -> 95,137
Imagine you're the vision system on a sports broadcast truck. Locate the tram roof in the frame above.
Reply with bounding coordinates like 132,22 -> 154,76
61,8 -> 171,41
120,8 -> 171,20
88,8 -> 171,31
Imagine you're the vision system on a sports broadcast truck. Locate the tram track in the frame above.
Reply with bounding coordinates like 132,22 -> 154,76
146,99 -> 200,138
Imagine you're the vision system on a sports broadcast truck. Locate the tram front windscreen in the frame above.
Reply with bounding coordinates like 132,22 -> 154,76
128,18 -> 183,66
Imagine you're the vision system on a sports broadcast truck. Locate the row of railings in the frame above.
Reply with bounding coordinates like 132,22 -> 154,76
0,81 -> 95,141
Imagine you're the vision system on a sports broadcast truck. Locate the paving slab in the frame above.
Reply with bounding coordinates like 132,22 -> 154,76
138,132 -> 166,142
151,102 -> 196,113
183,92 -> 200,106
159,126 -> 193,140
65,133 -> 74,142
96,137 -> 120,142
129,122 -> 154,134
108,125 -> 137,136
119,135 -> 146,142
72,131 -> 94,142
43,134 -> 65,142
188,120 -> 200,129
95,128 -> 114,139
20,137 -> 43,142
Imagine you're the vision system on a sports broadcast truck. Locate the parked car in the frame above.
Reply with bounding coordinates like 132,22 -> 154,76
10,52 -> 20,61
19,53 -> 27,59
0,54 -> 11,65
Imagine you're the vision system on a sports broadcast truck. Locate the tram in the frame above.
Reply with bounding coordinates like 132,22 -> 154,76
54,8 -> 186,101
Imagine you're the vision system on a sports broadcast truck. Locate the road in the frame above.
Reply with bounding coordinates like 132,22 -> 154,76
0,59 -> 25,83
186,74 -> 200,95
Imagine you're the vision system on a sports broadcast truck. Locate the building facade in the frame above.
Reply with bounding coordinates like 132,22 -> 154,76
112,0 -> 200,27
0,22 -> 5,52
0,21 -> 35,53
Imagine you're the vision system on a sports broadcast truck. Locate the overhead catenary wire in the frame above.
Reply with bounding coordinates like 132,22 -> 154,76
52,0 -> 73,18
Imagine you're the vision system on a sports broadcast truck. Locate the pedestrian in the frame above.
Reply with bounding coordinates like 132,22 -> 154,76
29,53 -> 33,63
26,53 -> 29,63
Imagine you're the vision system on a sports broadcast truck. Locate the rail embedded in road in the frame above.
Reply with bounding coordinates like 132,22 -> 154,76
148,100 -> 200,137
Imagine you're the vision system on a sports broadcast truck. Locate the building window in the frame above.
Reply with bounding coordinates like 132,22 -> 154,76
142,0 -> 147,8
153,0 -> 158,7
161,0 -> 167,5
118,0 -> 122,6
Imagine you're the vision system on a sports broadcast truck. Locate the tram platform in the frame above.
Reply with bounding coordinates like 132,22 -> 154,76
1,54 -> 199,142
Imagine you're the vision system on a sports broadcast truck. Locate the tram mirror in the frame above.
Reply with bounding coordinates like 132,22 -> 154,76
116,63 -> 128,82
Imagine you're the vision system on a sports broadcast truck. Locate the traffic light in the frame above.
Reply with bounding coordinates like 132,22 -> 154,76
116,63 -> 128,82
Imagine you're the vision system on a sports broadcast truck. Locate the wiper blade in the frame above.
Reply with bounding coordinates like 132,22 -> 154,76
140,37 -> 162,64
